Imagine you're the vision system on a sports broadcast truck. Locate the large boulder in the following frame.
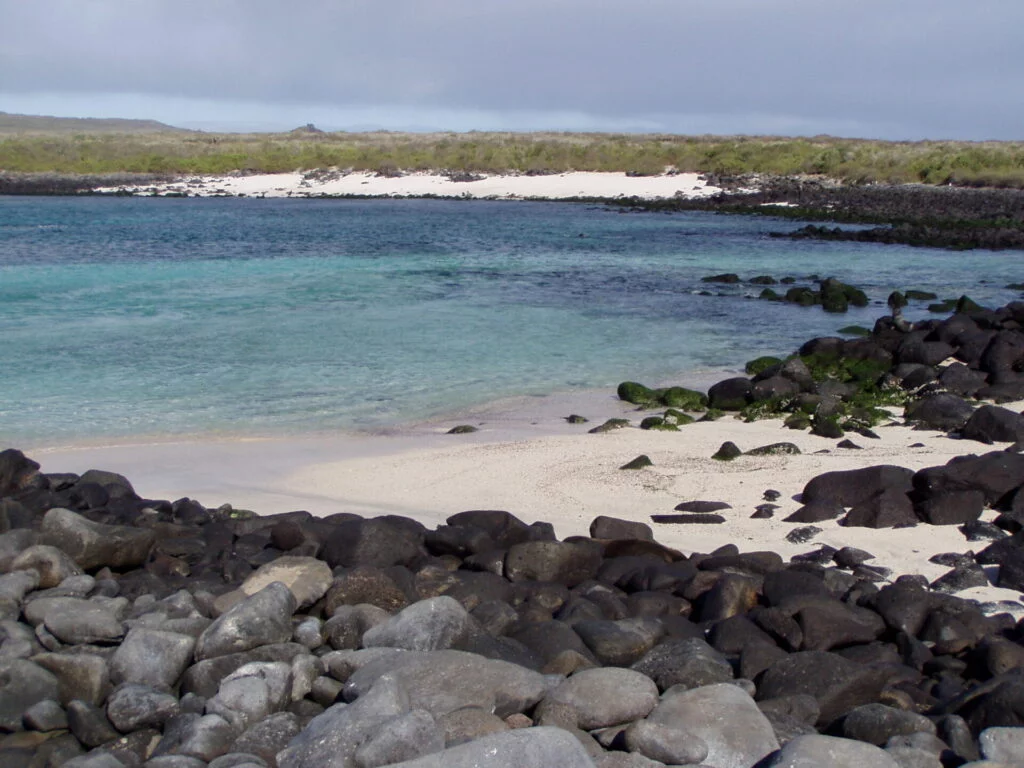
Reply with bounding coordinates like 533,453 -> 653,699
914,490 -> 985,526
343,649 -> 548,718
913,451 -> 1024,508
840,488 -> 917,528
763,733 -> 900,767
545,667 -> 659,729
277,673 -> 411,768
194,582 -> 297,661
801,465 -> 914,509
573,618 -> 663,666
646,683 -> 779,768
708,377 -> 753,411
109,628 -> 197,689
376,726 -> 597,768
630,637 -> 734,692
961,405 -> 1024,444
757,651 -> 895,728
39,507 -> 155,571
362,596 -> 470,652
236,556 -> 332,609
904,393 -> 975,432
504,540 -> 602,587
0,449 -> 40,497
320,517 -> 426,569
0,659 -> 60,732
445,510 -> 533,549
10,544 -> 83,588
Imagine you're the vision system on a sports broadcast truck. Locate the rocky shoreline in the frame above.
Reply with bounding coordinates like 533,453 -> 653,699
619,177 -> 1024,252
3,170 -> 1024,251
6,305 -> 1024,766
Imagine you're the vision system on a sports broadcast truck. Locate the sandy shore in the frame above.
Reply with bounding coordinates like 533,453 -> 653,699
31,391 -> 1024,614
93,170 -> 721,200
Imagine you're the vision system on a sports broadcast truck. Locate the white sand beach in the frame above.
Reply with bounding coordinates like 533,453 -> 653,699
32,391 -> 1024,614
94,170 -> 721,200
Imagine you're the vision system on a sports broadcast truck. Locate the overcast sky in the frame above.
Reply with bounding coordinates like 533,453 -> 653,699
2,0 -> 1021,140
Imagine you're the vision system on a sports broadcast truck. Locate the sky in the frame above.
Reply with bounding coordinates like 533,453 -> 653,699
2,0 -> 1021,140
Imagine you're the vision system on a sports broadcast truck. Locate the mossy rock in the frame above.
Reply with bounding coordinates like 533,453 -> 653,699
956,295 -> 983,313
843,286 -> 869,307
620,454 -> 653,470
662,409 -> 695,426
658,386 -> 708,410
819,279 -> 849,313
746,442 -> 801,456
784,413 -> 812,430
810,416 -> 844,438
712,441 -> 743,461
701,273 -> 740,284
1006,283 -> 1024,291
640,416 -> 678,431
739,398 -> 790,423
447,424 -> 479,434
565,414 -> 589,424
617,381 -> 659,406
759,288 -> 781,301
780,276 -> 797,284
837,325 -> 871,337
887,291 -> 908,309
745,356 -> 783,376
800,354 -> 889,385
589,418 -> 630,434
904,289 -> 938,300
700,409 -> 724,422
784,286 -> 818,306
749,275 -> 777,285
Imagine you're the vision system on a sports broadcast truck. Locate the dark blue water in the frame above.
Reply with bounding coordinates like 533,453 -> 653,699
1,196 -> 1019,446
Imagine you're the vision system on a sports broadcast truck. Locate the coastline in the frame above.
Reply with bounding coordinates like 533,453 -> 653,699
31,387 -> 1024,613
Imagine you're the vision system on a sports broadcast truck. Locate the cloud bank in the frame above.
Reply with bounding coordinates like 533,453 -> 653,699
3,0 -> 1020,139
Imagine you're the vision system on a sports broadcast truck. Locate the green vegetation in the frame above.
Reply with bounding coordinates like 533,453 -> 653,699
2,130 -> 1024,187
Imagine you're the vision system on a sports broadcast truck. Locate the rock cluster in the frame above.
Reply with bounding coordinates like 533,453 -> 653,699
1,448 -> 1024,768
620,300 -> 1024,445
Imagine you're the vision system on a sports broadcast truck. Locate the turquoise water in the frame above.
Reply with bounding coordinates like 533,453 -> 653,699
1,196 -> 1020,446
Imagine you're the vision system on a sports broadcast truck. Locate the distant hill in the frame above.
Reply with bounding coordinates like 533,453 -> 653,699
0,111 -> 189,135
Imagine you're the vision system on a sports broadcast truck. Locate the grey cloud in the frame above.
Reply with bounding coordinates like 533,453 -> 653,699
3,0 -> 1022,139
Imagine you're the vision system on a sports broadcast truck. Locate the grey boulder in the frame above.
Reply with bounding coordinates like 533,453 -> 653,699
195,583 -> 297,661
110,628 -> 196,689
43,599 -> 125,645
206,662 -> 292,731
546,667 -> 659,730
106,683 -> 180,732
10,545 -> 83,588
372,726 -> 596,768
352,709 -> 444,768
647,683 -> 779,768
237,556 -> 333,609
0,658 -> 60,731
764,733 -> 900,767
362,596 -> 470,652
276,673 -> 410,768
343,649 -> 547,718
623,719 -> 709,765
980,726 -> 1024,764
40,507 -> 154,571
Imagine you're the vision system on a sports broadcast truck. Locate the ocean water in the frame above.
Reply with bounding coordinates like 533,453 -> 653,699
1,196 -> 1020,447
